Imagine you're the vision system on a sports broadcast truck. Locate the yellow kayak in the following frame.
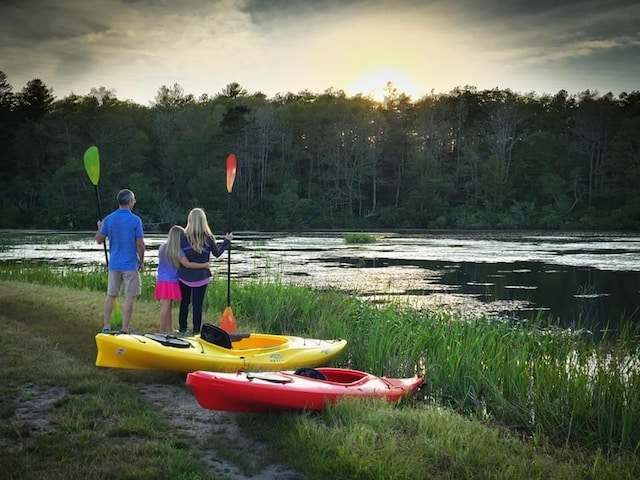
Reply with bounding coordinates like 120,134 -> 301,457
95,324 -> 347,373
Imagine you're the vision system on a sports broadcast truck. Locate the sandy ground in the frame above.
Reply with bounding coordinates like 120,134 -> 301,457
141,384 -> 303,479
5,384 -> 303,480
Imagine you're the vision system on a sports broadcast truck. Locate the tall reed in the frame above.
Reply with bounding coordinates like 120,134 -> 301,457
1,261 -> 638,456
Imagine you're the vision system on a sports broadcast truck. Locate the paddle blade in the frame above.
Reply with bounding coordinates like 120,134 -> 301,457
83,146 -> 100,186
226,154 -> 237,193
112,300 -> 123,330
220,306 -> 237,333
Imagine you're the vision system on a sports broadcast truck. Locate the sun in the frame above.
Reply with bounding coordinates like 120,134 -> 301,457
348,67 -> 424,102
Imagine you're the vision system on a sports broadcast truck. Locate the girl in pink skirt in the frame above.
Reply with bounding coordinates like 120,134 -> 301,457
155,226 -> 209,333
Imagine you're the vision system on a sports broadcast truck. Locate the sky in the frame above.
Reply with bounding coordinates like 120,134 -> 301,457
1,0 -> 639,105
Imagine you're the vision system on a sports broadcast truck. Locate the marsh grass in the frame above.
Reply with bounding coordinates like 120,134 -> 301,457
343,232 -> 376,244
1,263 -> 640,478
243,399 -> 636,480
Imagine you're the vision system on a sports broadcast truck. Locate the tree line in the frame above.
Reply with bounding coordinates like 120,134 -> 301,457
1,71 -> 639,232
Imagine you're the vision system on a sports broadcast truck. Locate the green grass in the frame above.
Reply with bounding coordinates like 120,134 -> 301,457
244,399 -> 635,480
1,263 -> 639,455
1,264 -> 640,478
343,232 -> 376,244
0,285 -> 208,479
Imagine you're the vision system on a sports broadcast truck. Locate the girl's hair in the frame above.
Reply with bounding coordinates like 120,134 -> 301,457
163,225 -> 185,268
185,208 -> 215,253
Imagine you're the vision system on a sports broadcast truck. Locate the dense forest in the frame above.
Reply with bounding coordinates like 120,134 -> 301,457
1,71 -> 639,232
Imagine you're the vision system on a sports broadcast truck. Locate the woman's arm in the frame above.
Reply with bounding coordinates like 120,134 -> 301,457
179,254 -> 209,269
210,233 -> 233,258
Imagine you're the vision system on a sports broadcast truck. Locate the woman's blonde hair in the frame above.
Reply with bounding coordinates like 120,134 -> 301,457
163,225 -> 185,268
184,208 -> 215,253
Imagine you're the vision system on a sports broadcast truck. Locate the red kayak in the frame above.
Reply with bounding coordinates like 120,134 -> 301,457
186,367 -> 423,412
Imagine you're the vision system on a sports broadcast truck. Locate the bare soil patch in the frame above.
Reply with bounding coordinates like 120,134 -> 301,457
140,384 -> 303,479
3,384 -> 303,480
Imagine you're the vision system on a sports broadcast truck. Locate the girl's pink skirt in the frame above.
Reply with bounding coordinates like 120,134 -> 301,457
154,281 -> 181,300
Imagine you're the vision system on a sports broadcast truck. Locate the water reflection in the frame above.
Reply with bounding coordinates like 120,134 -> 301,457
1,230 -> 639,331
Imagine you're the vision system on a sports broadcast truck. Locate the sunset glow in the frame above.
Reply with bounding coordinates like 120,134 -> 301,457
348,67 -> 426,102
1,1 -> 637,104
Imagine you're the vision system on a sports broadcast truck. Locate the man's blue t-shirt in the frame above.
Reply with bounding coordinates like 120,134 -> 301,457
100,209 -> 144,271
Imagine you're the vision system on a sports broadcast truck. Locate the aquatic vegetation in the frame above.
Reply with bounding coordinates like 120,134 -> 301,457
343,232 -> 376,244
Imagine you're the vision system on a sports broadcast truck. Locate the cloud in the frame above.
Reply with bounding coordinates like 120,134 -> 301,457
1,0 -> 637,101
455,0 -> 640,84
1,0 -> 263,99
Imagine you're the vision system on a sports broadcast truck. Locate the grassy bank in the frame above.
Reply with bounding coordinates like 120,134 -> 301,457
0,267 -> 639,478
0,283 -> 209,479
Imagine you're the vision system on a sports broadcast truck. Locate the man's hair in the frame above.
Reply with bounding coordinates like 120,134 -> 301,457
117,189 -> 135,206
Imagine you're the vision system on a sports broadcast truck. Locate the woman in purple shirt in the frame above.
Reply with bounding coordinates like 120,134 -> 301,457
178,208 -> 232,335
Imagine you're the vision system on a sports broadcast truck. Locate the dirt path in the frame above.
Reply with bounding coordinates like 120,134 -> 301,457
141,384 -> 304,479
5,384 -> 303,480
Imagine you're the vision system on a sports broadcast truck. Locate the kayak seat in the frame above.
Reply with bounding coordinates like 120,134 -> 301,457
200,323 -> 232,349
294,367 -> 328,381
229,332 -> 251,342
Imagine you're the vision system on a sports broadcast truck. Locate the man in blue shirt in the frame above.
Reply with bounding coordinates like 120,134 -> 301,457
96,189 -> 145,333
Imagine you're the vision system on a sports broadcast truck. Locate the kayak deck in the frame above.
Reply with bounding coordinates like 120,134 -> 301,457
186,367 -> 424,412
95,329 -> 347,373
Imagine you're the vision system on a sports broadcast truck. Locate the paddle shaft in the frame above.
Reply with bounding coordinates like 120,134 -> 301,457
94,184 -> 109,267
225,154 -> 236,307
84,146 -> 109,268
226,190 -> 231,306
84,145 -> 122,329
220,153 -> 237,333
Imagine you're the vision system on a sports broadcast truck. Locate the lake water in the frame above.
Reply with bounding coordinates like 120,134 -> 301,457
2,230 -> 639,332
